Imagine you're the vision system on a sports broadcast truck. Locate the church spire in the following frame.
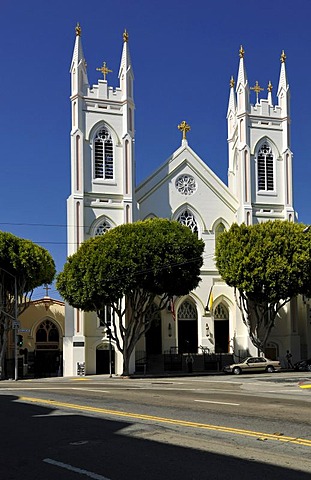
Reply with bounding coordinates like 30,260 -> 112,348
70,23 -> 88,95
277,49 -> 290,118
236,45 -> 248,90
277,50 -> 289,95
227,76 -> 237,116
71,23 -> 85,71
236,45 -> 249,113
118,29 -> 133,82
227,76 -> 237,143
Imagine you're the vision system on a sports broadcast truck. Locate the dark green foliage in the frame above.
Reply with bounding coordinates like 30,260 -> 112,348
0,231 -> 56,294
57,218 -> 204,310
57,218 -> 204,375
215,221 -> 311,351
0,231 -> 56,378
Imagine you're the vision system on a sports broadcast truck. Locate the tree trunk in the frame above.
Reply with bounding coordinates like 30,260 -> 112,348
122,348 -> 131,377
0,325 -> 8,380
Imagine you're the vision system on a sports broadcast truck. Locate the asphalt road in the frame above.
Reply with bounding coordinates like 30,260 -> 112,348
1,371 -> 311,480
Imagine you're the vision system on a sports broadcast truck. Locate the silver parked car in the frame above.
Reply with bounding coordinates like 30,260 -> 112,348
223,356 -> 281,375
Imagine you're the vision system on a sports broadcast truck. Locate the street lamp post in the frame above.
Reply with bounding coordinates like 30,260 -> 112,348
0,268 -> 18,381
108,327 -> 112,378
13,277 -> 18,381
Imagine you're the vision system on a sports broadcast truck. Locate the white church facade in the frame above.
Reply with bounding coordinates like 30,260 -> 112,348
63,26 -> 311,376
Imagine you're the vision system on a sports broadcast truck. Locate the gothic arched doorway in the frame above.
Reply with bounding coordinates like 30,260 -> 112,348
145,304 -> 162,355
96,343 -> 115,374
34,320 -> 61,377
178,300 -> 198,353
214,304 -> 229,353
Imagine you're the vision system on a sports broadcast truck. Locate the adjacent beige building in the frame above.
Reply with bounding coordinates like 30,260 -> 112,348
6,295 -> 64,379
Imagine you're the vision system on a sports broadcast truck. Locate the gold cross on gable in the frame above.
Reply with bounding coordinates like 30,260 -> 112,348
178,120 -> 191,140
250,80 -> 264,103
96,62 -> 113,80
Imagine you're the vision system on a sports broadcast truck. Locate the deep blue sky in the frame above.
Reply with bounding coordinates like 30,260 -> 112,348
0,0 -> 310,299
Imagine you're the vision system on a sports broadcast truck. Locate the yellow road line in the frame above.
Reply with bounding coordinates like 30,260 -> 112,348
19,395 -> 311,448
299,384 -> 311,389
71,378 -> 90,381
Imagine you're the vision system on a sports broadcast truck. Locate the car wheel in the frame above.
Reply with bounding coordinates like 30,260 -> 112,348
266,366 -> 275,373
232,367 -> 242,375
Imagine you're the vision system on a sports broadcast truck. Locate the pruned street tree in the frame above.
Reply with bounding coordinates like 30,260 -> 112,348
0,231 -> 56,378
215,221 -> 311,353
57,218 -> 204,376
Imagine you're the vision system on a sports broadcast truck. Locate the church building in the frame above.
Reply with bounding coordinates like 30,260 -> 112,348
63,25 -> 311,376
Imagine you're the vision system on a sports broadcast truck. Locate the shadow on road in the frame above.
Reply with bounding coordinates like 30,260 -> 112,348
0,394 -> 309,480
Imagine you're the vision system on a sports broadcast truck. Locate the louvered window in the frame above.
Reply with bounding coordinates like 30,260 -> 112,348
94,128 -> 114,179
257,143 -> 274,191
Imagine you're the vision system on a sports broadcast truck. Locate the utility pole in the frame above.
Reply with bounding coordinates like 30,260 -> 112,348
14,276 -> 18,381
0,268 -> 18,380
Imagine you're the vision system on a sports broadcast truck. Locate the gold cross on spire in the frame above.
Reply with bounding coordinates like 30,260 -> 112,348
280,50 -> 286,63
239,45 -> 245,58
230,76 -> 235,88
178,120 -> 191,140
96,62 -> 113,80
267,81 -> 273,93
75,22 -> 81,36
250,80 -> 264,103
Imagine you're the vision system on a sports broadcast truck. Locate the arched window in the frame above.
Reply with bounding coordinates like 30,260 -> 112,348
214,303 -> 229,320
215,222 -> 225,245
36,320 -> 59,343
257,142 -> 274,191
94,127 -> 114,180
94,219 -> 112,236
178,300 -> 197,320
177,209 -> 198,234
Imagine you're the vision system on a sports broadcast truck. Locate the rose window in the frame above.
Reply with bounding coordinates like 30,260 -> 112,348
175,174 -> 197,195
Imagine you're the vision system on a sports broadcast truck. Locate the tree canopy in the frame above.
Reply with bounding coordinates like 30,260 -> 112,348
57,218 -> 205,375
0,231 -> 56,377
215,221 -> 311,352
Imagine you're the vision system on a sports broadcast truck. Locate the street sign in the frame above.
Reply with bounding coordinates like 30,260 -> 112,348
18,328 -> 30,333
12,321 -> 20,329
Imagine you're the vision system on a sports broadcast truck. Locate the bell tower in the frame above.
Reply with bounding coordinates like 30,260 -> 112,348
64,25 -> 136,376
227,47 -> 294,225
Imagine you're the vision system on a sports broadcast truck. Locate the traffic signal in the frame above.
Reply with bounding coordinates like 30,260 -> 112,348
17,334 -> 23,347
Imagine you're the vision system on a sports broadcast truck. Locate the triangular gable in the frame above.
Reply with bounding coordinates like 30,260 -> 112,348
136,142 -> 239,213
